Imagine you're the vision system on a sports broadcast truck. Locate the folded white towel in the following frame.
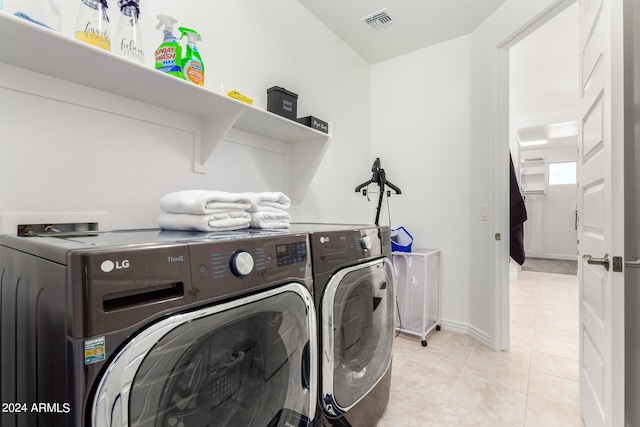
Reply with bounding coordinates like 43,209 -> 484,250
160,190 -> 252,215
249,211 -> 291,229
158,211 -> 251,232
242,192 -> 291,212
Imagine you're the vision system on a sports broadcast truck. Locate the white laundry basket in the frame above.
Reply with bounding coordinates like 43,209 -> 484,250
392,249 -> 441,346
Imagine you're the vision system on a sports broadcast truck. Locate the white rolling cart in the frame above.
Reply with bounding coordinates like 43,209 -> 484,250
392,249 -> 441,346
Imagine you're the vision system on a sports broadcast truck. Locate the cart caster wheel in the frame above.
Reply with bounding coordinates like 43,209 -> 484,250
436,325 -> 441,331
421,340 -> 428,347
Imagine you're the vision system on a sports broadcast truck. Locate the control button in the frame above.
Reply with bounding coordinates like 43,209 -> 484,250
230,251 -> 254,277
199,264 -> 207,275
361,235 -> 372,250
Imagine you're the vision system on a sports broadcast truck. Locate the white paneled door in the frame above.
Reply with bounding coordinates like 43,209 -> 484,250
577,0 -> 625,425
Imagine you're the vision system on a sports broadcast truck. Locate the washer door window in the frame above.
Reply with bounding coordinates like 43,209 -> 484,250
91,283 -> 317,427
321,258 -> 394,416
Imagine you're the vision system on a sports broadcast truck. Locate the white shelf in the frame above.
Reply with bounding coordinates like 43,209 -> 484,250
0,12 -> 331,203
521,168 -> 545,175
519,157 -> 546,195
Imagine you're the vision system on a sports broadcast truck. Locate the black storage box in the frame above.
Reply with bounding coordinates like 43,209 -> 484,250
267,86 -> 298,120
297,116 -> 329,134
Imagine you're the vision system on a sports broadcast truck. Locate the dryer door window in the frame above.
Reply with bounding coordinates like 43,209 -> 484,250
91,283 -> 317,427
321,258 -> 394,415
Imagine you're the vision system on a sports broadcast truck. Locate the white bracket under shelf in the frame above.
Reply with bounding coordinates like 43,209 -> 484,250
194,117 -> 332,204
195,107 -> 245,173
289,135 -> 332,204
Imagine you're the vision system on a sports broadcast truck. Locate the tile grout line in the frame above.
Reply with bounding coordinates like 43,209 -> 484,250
431,338 -> 478,427
520,275 -> 539,427
523,270 -> 584,422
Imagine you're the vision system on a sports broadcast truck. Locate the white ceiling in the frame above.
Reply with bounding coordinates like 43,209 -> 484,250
297,0 -> 509,64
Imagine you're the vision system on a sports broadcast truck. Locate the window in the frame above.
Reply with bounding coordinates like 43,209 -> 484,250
549,161 -> 577,185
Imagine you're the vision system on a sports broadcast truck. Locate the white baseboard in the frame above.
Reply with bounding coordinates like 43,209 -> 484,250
525,252 -> 579,261
468,324 -> 491,347
439,319 -> 491,348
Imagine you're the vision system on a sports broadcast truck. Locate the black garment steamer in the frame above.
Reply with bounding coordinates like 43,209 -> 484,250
355,158 -> 401,225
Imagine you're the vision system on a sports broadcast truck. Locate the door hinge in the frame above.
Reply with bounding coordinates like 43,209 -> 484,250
495,233 -> 501,241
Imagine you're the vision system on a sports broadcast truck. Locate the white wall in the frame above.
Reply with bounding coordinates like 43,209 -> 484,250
508,3 -> 579,167
0,0 -> 372,229
370,35 -> 473,332
509,3 -> 579,121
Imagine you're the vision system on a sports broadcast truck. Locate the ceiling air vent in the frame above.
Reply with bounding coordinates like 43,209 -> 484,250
361,9 -> 393,30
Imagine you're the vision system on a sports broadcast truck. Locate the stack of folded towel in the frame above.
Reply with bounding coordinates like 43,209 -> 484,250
242,192 -> 291,229
157,190 -> 291,232
158,190 -> 252,232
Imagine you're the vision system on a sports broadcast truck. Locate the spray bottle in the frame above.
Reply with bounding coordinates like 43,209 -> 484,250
178,27 -> 205,86
154,15 -> 182,78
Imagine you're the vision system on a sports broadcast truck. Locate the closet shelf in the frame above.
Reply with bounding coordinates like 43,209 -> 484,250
0,13 -> 331,203
521,168 -> 545,175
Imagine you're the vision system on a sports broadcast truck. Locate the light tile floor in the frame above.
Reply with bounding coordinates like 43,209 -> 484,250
378,269 -> 585,427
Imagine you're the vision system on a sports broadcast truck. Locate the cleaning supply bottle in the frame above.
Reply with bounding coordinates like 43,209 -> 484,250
114,0 -> 144,63
74,0 -> 111,51
178,27 -> 205,86
154,15 -> 183,78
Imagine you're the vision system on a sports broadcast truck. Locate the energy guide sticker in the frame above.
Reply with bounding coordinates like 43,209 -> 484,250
85,336 -> 106,365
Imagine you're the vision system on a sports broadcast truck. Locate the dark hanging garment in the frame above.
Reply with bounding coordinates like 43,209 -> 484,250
510,153 -> 528,265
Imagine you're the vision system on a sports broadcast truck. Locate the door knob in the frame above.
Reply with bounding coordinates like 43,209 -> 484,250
583,253 -> 610,271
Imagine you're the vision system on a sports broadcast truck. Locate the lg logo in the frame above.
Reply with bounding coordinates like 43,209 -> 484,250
100,259 -> 130,273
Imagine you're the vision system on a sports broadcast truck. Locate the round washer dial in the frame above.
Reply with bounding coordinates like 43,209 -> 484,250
230,251 -> 254,277
361,235 -> 372,250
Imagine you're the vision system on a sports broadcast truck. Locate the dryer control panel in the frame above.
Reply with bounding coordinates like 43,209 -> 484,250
309,227 -> 388,275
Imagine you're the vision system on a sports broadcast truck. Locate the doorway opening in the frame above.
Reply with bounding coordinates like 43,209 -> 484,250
506,0 -> 582,397
509,0 -> 580,275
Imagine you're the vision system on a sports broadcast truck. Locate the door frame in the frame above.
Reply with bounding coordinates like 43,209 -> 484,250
490,0 -> 577,351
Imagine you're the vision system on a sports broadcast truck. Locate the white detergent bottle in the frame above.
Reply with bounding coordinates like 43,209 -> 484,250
75,0 -> 111,51
4,0 -> 62,31
114,0 -> 144,63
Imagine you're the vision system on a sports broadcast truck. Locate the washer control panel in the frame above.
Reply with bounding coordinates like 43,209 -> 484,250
230,250 -> 254,277
189,234 -> 311,301
276,241 -> 308,267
